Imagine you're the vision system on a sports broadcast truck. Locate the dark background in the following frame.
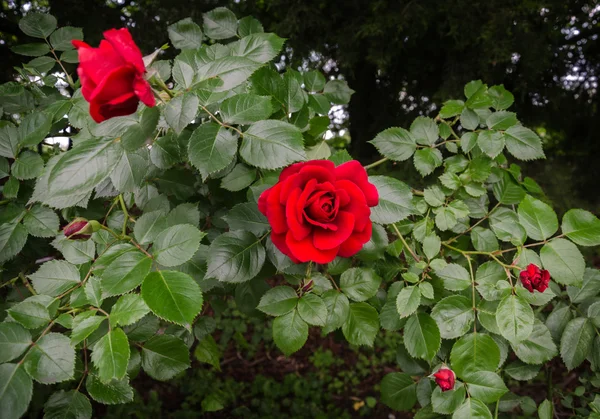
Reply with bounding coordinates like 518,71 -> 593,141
2,0 -> 599,214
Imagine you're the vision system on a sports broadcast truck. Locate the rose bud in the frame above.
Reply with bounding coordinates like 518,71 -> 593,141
519,264 -> 551,293
72,28 -> 156,122
301,279 -> 314,293
63,218 -> 101,240
258,160 -> 379,264
432,368 -> 456,392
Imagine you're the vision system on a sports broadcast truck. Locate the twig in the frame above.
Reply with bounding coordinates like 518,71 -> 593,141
391,223 -> 420,262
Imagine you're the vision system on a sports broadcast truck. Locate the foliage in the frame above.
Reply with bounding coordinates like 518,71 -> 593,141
1,8 -> 599,419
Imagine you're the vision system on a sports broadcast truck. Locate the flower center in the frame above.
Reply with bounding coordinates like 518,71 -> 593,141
304,190 -> 339,227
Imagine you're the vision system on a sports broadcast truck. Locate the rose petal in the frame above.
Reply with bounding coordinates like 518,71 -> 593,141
335,160 -> 379,206
103,28 -> 146,74
258,188 -> 271,215
73,39 -> 125,86
265,183 -> 287,234
90,92 -> 138,122
90,65 -> 137,103
271,233 -> 300,264
285,231 -> 338,263
286,187 -> 312,241
313,211 -> 355,250
133,74 -> 155,107
336,179 -> 371,230
338,222 -> 372,257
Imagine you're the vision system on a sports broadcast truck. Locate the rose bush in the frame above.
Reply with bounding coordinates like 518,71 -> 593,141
0,8 -> 599,419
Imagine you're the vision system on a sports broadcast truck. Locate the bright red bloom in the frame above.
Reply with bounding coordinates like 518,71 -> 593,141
519,263 -> 550,293
258,160 -> 378,264
72,28 -> 155,122
433,368 -> 455,392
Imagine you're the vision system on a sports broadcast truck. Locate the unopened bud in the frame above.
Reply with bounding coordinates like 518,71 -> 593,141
63,218 -> 94,240
301,279 -> 314,293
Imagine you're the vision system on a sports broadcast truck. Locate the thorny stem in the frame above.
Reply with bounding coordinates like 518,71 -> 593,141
445,202 -> 500,245
118,195 -> 129,236
466,255 -> 477,333
19,273 -> 36,295
200,104 -> 244,137
364,157 -> 388,170
45,39 -> 75,89
154,77 -> 175,98
391,223 -> 420,262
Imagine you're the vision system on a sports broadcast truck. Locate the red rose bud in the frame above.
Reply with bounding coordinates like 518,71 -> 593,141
433,368 -> 456,392
519,264 -> 551,293
301,279 -> 314,293
258,160 -> 379,264
72,28 -> 155,122
63,218 -> 100,240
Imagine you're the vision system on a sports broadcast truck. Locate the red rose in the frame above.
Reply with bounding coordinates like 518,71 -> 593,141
63,218 -> 93,240
433,368 -> 455,392
72,28 -> 155,123
519,263 -> 550,293
258,160 -> 378,264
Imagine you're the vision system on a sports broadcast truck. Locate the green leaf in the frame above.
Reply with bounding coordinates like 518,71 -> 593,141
71,313 -> 105,346
431,295 -> 474,339
203,7 -> 237,40
437,263 -> 471,291
133,210 -> 168,245
224,202 -> 269,235
24,333 -> 74,384
561,209 -> 600,247
240,120 -> 306,170
538,399 -> 553,419
195,335 -> 221,370
168,18 -> 203,50
486,111 -> 517,130
297,293 -> 327,326
568,268 -> 600,304
511,320 -> 557,364
0,363 -> 32,419
342,302 -> 379,346
19,13 -> 57,38
188,123 -> 237,179
44,138 -> 121,209
152,224 -> 205,267
167,203 -> 201,227
44,390 -> 92,419
560,317 -> 595,370
396,286 -> 421,318
323,80 -> 354,104
164,93 -> 199,134
450,333 -> 500,378
340,267 -> 382,302
413,148 -> 443,176
477,131 -> 504,158
435,207 -> 457,231
110,149 -> 149,192
142,335 -> 190,380
110,294 -> 150,327
380,373 -> 417,411
220,163 -> 256,192
85,277 -> 104,307
100,251 -> 152,297
257,286 -> 298,316
422,234 -> 441,260
540,238 -> 585,285
142,270 -> 203,328
369,176 -> 413,224
504,360 -> 541,381
11,151 -> 43,180
439,100 -> 465,119
18,112 -> 52,147
452,398 -> 493,419
517,195 -> 558,240
205,231 -> 266,283
91,328 -> 130,382
0,222 -> 28,263
460,108 -> 479,130
8,301 -> 50,329
221,94 -> 273,125
504,125 -> 545,161
464,371 -> 508,403
489,207 -> 526,244
28,259 -> 79,297
49,26 -> 83,50
0,323 -> 31,363
369,127 -> 417,161
496,294 -> 534,343
322,290 -> 350,334
404,313 -> 440,361
431,385 -> 466,415
410,117 -> 439,146
471,227 -> 499,252
22,205 -> 58,237
488,85 -> 514,110
304,70 -> 326,92
85,375 -> 133,405
273,310 -> 308,355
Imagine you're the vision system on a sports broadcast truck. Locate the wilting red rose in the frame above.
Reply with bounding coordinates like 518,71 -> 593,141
520,263 -> 550,293
258,160 -> 378,264
63,218 -> 93,240
72,28 -> 155,123
433,368 -> 456,392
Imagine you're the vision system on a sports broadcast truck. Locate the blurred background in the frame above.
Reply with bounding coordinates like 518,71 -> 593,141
2,1 -> 599,416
